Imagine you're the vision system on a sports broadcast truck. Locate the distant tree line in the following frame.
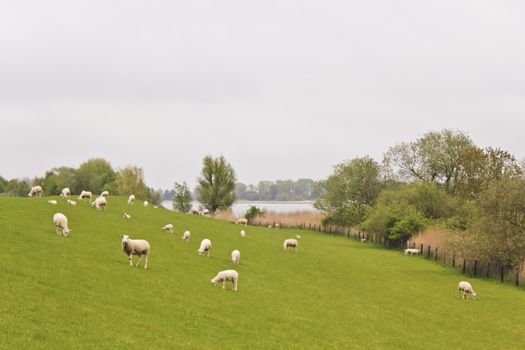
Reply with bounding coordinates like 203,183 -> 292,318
315,129 -> 525,268
0,158 -> 162,205
234,179 -> 316,201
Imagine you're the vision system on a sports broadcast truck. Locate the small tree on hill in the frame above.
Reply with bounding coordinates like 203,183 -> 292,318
245,205 -> 263,224
173,182 -> 192,213
196,155 -> 236,215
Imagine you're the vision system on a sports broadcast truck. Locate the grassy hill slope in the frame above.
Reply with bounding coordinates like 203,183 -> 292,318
1,196 -> 524,349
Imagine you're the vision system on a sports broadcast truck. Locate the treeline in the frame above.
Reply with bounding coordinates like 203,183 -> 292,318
315,129 -> 525,268
0,158 -> 163,204
234,179 -> 316,201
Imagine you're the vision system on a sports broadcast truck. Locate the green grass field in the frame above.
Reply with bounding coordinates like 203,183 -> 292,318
1,196 -> 524,349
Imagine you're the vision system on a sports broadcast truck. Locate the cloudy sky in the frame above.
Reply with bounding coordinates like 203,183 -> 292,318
1,1 -> 524,189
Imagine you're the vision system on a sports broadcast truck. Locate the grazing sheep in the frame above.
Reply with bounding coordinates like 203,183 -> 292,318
47,200 -> 58,205
182,230 -> 191,242
123,212 -> 131,219
458,281 -> 477,300
28,185 -> 43,197
275,223 -> 280,228
53,213 -> 70,236
210,270 -> 239,292
191,209 -> 200,215
153,205 -> 158,209
143,200 -> 149,208
91,196 -> 107,211
283,238 -> 298,252
202,209 -> 210,215
240,230 -> 246,237
296,234 -> 302,239
404,248 -> 421,256
197,239 -> 212,257
236,218 -> 248,226
78,191 -> 92,201
361,238 -> 367,243
231,250 -> 240,264
128,194 -> 135,204
67,199 -> 77,206
162,224 -> 173,234
121,234 -> 150,269
268,225 -> 272,228
60,187 -> 70,198
100,190 -> 109,197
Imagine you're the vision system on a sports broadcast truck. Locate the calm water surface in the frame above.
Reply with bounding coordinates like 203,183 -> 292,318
161,201 -> 317,215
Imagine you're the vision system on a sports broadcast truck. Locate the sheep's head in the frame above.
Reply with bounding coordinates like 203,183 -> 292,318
472,292 -> 477,300
210,278 -> 217,286
121,235 -> 130,245
63,228 -> 70,236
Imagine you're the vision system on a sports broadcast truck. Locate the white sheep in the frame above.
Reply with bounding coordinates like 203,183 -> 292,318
275,223 -> 280,228
100,190 -> 109,197
296,234 -> 302,239
235,218 -> 248,226
231,250 -> 240,264
78,190 -> 92,201
28,185 -> 43,197
143,200 -> 149,208
162,224 -> 174,234
202,209 -> 210,215
53,213 -> 70,236
128,194 -> 135,205
67,199 -> 77,206
210,270 -> 239,292
91,196 -> 107,211
123,212 -> 131,219
458,281 -> 477,300
240,230 -> 246,237
47,200 -> 58,205
197,239 -> 212,257
121,234 -> 150,269
182,230 -> 191,242
60,187 -> 70,198
283,238 -> 298,252
153,205 -> 158,209
404,248 -> 421,256
361,238 -> 367,243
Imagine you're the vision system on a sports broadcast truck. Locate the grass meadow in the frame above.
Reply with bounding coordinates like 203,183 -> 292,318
1,196 -> 524,349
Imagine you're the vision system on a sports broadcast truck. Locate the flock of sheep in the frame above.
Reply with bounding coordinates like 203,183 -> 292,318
32,185 -> 478,297
31,186 -> 302,293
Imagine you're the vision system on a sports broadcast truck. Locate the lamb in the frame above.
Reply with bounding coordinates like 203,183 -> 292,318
67,199 -> 77,206
78,191 -> 92,200
404,248 -> 421,256
143,200 -> 149,208
458,281 -> 477,300
231,250 -> 240,264
48,200 -> 58,205
28,185 -> 43,197
127,194 -> 135,204
123,212 -> 131,219
275,223 -> 281,228
162,224 -> 174,234
53,213 -> 70,236
121,234 -> 150,269
91,196 -> 107,211
235,218 -> 248,226
210,270 -> 239,292
60,187 -> 70,198
240,230 -> 246,237
283,238 -> 298,252
182,230 -> 191,242
100,190 -> 109,197
197,239 -> 212,257
361,238 -> 367,243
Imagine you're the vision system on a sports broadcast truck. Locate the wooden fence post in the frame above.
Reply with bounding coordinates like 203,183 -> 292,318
516,268 -> 520,287
434,247 -> 438,261
420,243 -> 423,255
473,259 -> 477,277
500,266 -> 504,283
452,254 -> 455,267
427,245 -> 431,259
486,262 -> 490,278
462,259 -> 466,274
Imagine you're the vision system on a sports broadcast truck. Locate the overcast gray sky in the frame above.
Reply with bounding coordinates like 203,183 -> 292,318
1,1 -> 524,189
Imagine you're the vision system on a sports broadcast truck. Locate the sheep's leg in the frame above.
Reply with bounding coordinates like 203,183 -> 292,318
233,279 -> 238,292
55,226 -> 60,235
144,255 -> 148,269
136,255 -> 142,267
458,289 -> 461,299
128,254 -> 133,266
222,281 -> 225,289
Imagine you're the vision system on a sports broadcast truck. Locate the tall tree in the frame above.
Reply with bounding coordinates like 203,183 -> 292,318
115,166 -> 149,199
315,156 -> 383,226
76,158 -> 116,194
196,155 -> 236,214
172,182 -> 192,213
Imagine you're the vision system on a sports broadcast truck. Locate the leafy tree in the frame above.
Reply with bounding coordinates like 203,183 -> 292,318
315,157 -> 383,226
245,205 -> 263,224
5,178 -> 30,196
0,176 -> 7,193
115,166 -> 149,199
172,182 -> 192,213
196,155 -> 237,214
76,158 -> 116,194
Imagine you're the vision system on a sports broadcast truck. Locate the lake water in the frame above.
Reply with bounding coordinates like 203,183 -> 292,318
161,201 -> 317,215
